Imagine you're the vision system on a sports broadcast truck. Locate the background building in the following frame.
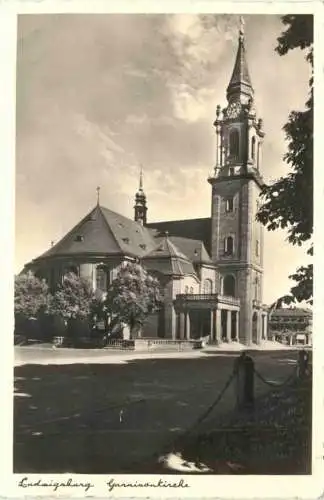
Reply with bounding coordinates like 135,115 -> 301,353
268,308 -> 312,345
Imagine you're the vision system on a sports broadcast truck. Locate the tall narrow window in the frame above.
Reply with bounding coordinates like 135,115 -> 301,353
251,136 -> 256,161
224,236 -> 234,256
184,285 -> 189,294
225,197 -> 234,212
256,240 -> 260,257
254,277 -> 259,301
229,129 -> 239,157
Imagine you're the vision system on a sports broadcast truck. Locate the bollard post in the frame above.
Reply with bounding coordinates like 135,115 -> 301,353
235,351 -> 255,411
298,349 -> 309,379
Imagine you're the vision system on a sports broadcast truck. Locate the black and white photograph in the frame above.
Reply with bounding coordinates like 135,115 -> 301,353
4,4 -> 321,495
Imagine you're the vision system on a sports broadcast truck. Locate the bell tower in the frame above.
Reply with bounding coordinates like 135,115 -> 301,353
134,167 -> 147,225
208,17 -> 266,345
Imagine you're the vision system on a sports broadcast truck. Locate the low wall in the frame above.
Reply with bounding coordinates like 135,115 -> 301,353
104,338 -> 203,351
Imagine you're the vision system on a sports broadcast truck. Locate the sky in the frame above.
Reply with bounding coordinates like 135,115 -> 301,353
16,13 -> 312,304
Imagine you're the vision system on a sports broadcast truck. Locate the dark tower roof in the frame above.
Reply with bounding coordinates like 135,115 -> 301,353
226,17 -> 254,103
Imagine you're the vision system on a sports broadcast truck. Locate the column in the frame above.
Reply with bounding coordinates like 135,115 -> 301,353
215,308 -> 221,344
226,310 -> 232,342
185,311 -> 191,340
210,310 -> 215,341
179,312 -> 185,340
264,314 -> 268,340
257,312 -> 262,344
235,311 -> 239,341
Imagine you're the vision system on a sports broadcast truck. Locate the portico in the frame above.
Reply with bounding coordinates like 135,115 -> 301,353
175,293 -> 240,343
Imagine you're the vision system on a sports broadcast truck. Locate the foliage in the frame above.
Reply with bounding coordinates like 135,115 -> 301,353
48,272 -> 94,320
14,271 -> 50,319
256,15 -> 313,304
105,262 -> 162,336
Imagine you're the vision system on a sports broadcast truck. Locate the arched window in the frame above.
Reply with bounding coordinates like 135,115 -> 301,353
229,129 -> 239,157
224,236 -> 234,256
251,136 -> 256,161
229,167 -> 235,176
223,275 -> 236,297
189,287 -> 194,294
96,266 -> 110,292
225,197 -> 234,212
184,285 -> 189,294
203,279 -> 213,294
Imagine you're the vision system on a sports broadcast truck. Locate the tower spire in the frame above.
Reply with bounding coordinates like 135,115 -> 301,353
96,186 -> 100,205
139,165 -> 143,191
226,16 -> 253,103
134,166 -> 147,225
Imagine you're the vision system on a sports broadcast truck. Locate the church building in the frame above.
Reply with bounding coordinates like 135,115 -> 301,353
24,22 -> 269,345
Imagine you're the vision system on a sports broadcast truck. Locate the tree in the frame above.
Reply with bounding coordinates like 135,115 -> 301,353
256,15 -> 313,304
48,272 -> 94,321
105,262 -> 162,338
14,271 -> 50,319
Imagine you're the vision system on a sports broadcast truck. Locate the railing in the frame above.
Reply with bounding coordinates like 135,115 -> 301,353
104,338 -> 202,351
219,295 -> 240,306
176,293 -> 240,307
145,338 -> 201,350
104,339 -> 135,350
177,293 -> 218,301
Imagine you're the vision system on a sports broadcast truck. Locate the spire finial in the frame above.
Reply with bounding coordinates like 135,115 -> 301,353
239,15 -> 245,39
96,186 -> 100,205
139,166 -> 143,191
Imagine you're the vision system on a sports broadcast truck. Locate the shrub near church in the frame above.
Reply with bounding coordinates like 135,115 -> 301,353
14,263 -> 162,345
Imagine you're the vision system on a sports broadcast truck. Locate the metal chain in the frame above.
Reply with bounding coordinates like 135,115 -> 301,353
170,365 -> 238,451
253,365 -> 297,388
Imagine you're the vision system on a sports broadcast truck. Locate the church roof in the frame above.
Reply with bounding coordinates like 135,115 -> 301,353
33,204 -> 157,261
147,217 -> 211,254
168,236 -> 213,265
143,235 -> 197,277
31,206 -> 211,275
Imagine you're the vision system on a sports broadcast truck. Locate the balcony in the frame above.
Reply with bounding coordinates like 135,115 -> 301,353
176,293 -> 240,309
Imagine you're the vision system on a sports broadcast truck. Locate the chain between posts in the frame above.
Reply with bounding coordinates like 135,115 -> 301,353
253,365 -> 298,388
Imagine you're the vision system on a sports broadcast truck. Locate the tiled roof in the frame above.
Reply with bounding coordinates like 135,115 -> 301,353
30,206 -> 210,280
34,205 -> 122,259
143,236 -> 197,277
100,206 -> 155,257
146,217 -> 211,253
169,236 -> 213,264
33,205 -> 156,261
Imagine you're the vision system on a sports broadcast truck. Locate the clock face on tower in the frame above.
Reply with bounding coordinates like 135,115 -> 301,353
227,101 -> 241,119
